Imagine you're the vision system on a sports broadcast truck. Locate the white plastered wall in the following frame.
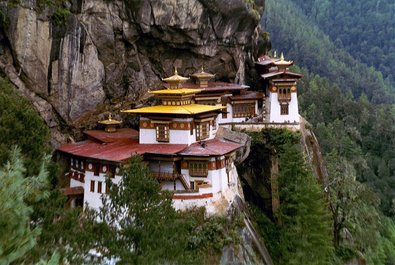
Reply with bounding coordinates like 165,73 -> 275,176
269,92 -> 299,123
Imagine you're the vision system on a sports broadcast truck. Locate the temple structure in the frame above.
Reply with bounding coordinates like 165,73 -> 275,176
58,69 -> 257,212
58,56 -> 302,212
255,53 -> 302,124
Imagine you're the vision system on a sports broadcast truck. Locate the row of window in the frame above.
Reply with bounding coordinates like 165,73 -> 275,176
232,103 -> 255,118
155,121 -> 212,142
278,87 -> 292,101
70,158 -> 120,177
189,161 -> 208,177
90,180 -> 107,194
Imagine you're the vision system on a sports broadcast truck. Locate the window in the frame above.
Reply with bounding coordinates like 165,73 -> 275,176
90,180 -> 95,192
280,104 -> 289,115
278,87 -> 291,101
156,124 -> 169,142
97,181 -> 102,193
233,103 -> 255,118
189,161 -> 208,177
196,122 -> 209,140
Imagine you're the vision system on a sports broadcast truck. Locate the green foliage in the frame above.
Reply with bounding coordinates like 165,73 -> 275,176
366,217 -> 395,265
263,0 -> 394,103
288,0 -> 395,86
0,148 -> 50,264
297,69 -> 395,217
249,142 -> 333,265
0,77 -> 50,176
51,7 -> 70,25
277,144 -> 333,265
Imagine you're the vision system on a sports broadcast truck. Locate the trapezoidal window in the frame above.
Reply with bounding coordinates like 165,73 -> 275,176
156,124 -> 169,142
280,104 -> 289,115
196,122 -> 210,140
189,161 -> 208,177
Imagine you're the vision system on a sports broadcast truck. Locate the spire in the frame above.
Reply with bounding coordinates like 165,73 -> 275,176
274,50 -> 277,58
162,67 -> 189,89
191,65 -> 215,88
98,113 -> 122,133
274,52 -> 293,71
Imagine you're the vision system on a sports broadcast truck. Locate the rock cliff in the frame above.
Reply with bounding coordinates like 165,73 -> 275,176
0,0 -> 265,146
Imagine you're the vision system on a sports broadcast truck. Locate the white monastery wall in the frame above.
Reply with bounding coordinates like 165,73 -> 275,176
269,92 -> 299,123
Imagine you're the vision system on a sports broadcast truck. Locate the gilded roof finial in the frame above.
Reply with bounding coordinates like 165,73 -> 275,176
274,51 -> 277,58
98,113 -> 122,132
174,67 -> 178,75
201,65 -> 204,72
280,52 -> 284,61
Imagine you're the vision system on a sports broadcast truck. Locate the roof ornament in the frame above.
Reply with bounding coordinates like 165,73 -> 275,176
274,51 -> 277,58
191,65 -> 215,88
280,52 -> 284,61
162,67 -> 190,89
98,113 -> 122,133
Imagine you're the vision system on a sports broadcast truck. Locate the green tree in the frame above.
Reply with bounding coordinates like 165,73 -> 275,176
0,77 -> 49,175
0,148 -> 49,264
277,144 -> 333,265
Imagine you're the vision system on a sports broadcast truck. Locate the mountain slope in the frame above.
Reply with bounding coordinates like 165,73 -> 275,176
262,0 -> 394,103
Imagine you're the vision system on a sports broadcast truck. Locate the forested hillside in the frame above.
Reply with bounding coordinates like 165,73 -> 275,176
262,0 -> 394,103
260,0 -> 395,263
288,0 -> 395,86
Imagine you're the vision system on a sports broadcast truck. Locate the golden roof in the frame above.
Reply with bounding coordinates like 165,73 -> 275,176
191,66 -> 215,79
121,104 -> 224,115
150,88 -> 201,95
274,52 -> 293,66
98,113 -> 122,125
162,68 -> 190,83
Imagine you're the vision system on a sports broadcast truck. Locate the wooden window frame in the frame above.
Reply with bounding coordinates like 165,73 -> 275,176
189,161 -> 208,177
278,87 -> 291,101
196,122 -> 210,140
156,124 -> 169,142
97,181 -> 102,193
233,103 -> 255,118
280,104 -> 289,115
90,180 -> 95,192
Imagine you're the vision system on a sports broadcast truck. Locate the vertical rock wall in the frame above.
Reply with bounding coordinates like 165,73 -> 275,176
0,0 -> 264,145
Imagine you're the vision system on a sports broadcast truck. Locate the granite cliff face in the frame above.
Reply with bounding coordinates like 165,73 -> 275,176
0,0 -> 265,146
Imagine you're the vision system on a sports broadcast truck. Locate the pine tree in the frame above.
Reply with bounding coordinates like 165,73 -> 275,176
277,144 -> 333,265
0,148 -> 49,264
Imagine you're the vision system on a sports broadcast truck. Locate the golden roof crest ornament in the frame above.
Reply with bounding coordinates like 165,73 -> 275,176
274,52 -> 293,67
191,65 -> 215,79
98,113 -> 122,132
162,67 -> 189,89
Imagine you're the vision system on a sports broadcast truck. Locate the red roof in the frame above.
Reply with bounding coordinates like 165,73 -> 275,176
231,91 -> 264,101
179,138 -> 241,156
58,139 -> 187,162
84,128 -> 138,143
256,55 -> 276,66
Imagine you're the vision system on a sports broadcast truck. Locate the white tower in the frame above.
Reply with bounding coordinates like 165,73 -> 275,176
258,53 -> 302,124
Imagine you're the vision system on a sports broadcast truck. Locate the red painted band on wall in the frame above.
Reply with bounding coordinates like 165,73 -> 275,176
173,193 -> 213,200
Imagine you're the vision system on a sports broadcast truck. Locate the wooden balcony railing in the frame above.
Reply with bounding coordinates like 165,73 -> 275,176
151,172 -> 192,191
